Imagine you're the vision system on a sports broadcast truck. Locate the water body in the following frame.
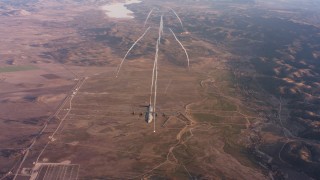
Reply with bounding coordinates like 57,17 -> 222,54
101,0 -> 142,19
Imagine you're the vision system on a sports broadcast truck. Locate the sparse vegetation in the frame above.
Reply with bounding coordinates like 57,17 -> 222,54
192,113 -> 224,123
1,0 -> 320,179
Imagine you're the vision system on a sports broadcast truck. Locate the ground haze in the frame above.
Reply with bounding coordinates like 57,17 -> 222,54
1,0 -> 320,179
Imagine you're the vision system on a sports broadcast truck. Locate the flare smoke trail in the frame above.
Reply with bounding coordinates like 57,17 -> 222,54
159,15 -> 163,42
150,18 -> 161,104
150,16 -> 163,105
164,79 -> 172,94
115,7 -> 189,132
161,15 -> 164,36
169,28 -> 190,68
150,39 -> 159,132
170,8 -> 183,29
153,39 -> 159,132
144,8 -> 154,28
150,16 -> 163,132
116,27 -> 151,77
150,48 -> 156,104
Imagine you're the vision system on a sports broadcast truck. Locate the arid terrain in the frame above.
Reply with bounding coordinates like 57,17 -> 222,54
1,0 -> 320,179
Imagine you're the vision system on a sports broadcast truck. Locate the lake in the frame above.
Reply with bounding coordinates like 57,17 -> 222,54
101,0 -> 142,19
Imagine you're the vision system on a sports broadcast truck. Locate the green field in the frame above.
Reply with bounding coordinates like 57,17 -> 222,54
0,65 -> 39,73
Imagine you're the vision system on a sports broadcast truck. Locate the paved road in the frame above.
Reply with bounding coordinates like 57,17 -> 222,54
11,77 -> 87,180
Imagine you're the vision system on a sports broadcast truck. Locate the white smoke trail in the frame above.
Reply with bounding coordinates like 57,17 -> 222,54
150,48 -> 156,105
144,8 -> 154,28
169,28 -> 190,69
164,79 -> 172,94
153,39 -> 159,132
151,16 -> 164,132
159,15 -> 163,43
161,15 -> 164,36
116,27 -> 151,78
153,16 -> 164,132
150,16 -> 163,105
170,8 -> 183,29
161,16 -> 164,35
159,16 -> 164,40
